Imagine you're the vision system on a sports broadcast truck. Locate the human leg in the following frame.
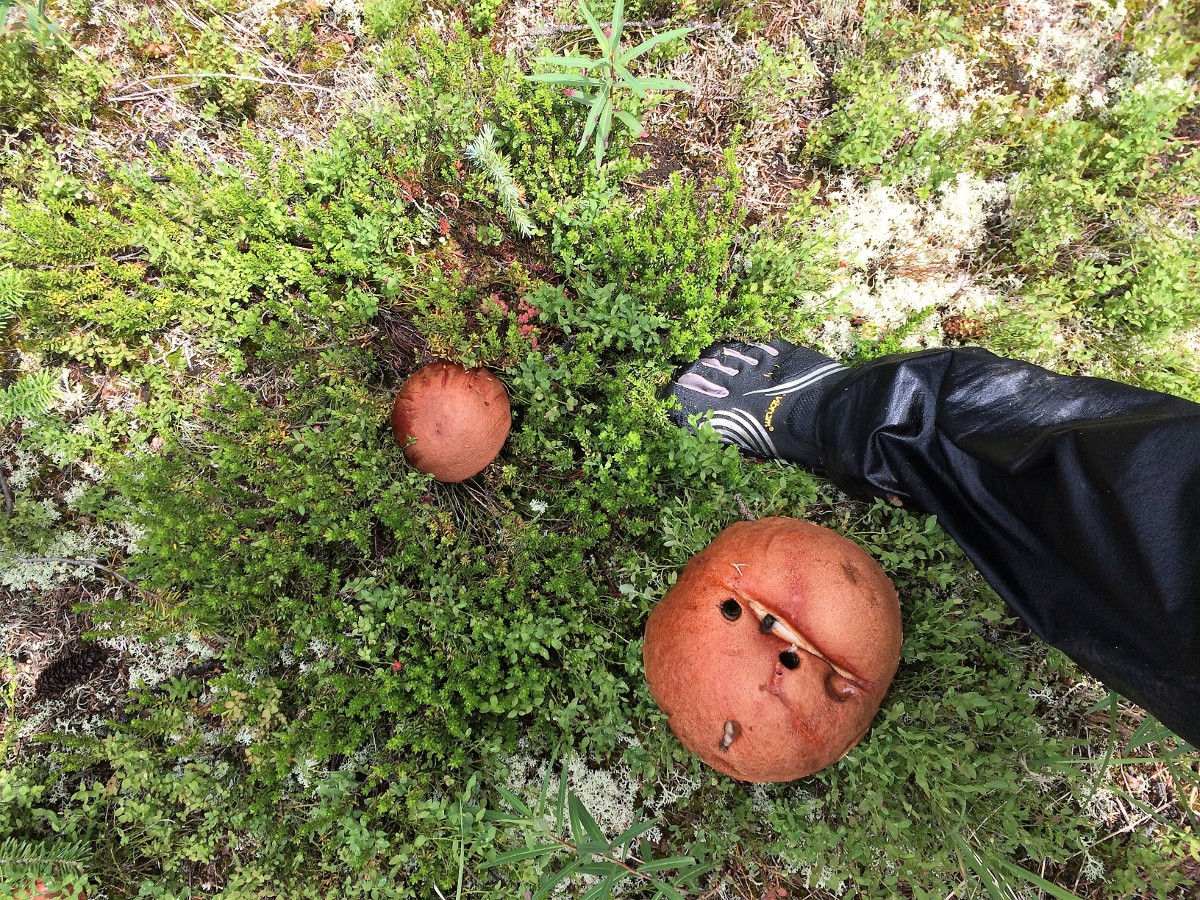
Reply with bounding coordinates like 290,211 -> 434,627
668,342 -> 1200,745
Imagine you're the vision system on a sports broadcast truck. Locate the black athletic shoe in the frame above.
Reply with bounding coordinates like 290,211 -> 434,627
666,339 -> 849,468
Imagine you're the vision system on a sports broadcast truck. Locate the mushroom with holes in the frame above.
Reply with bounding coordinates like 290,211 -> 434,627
390,362 -> 512,483
643,517 -> 902,782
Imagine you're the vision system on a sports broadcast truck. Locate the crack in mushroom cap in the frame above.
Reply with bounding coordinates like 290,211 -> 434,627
643,517 -> 902,782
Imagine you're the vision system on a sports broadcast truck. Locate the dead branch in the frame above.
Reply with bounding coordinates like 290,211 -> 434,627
532,18 -> 723,37
0,468 -> 12,518
0,553 -> 158,602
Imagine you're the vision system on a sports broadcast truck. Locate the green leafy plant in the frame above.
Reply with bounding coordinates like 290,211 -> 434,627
482,782 -> 713,899
2,1 -> 1200,896
0,0 -> 64,49
526,0 -> 693,170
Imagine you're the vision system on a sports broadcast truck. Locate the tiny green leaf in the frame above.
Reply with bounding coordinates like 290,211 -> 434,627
985,851 -> 1086,900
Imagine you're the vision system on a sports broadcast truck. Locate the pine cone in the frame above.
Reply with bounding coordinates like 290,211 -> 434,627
34,646 -> 110,699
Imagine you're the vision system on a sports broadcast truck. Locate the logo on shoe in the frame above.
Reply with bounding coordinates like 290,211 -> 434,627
764,394 -> 783,431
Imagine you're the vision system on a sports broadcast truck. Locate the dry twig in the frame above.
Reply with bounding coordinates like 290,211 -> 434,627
0,552 -> 159,602
532,17 -> 720,37
0,468 -> 12,518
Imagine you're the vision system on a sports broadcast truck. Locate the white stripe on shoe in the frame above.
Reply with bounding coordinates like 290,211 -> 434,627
743,363 -> 844,397
711,408 -> 778,457
709,412 -> 765,455
711,417 -> 770,457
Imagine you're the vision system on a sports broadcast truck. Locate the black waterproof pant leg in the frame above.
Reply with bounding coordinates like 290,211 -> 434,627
810,348 -> 1200,746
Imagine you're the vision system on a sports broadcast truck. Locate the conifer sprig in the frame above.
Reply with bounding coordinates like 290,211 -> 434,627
464,125 -> 538,238
0,372 -> 58,423
0,837 -> 90,895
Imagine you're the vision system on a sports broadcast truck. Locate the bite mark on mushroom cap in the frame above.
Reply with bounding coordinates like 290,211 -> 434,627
643,517 -> 902,783
740,594 -> 871,693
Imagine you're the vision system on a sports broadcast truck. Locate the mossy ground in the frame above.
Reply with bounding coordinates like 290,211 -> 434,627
1,0 -> 1198,897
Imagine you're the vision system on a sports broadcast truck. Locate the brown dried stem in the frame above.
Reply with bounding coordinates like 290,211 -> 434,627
0,553 -> 159,602
0,468 -> 12,518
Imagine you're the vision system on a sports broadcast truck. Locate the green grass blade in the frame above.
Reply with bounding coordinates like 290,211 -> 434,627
578,91 -> 607,157
609,0 -> 624,54
950,831 -> 1011,900
480,843 -> 562,869
555,761 -> 568,837
619,27 -> 695,64
536,750 -> 559,821
482,811 -> 537,825
577,0 -> 610,51
567,792 -> 606,844
984,851 -> 1084,899
525,73 -> 603,87
1124,716 -> 1177,753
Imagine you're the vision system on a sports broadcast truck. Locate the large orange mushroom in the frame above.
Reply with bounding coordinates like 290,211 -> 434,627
391,362 -> 511,483
643,517 -> 902,782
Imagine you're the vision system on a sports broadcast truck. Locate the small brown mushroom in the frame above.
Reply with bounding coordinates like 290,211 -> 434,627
391,362 -> 512,483
643,517 -> 902,782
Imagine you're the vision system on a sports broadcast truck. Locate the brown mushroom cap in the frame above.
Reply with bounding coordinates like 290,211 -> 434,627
643,517 -> 902,782
391,362 -> 512,483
